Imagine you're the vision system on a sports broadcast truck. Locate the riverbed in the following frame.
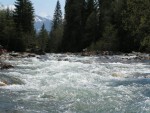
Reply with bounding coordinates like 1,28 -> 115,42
0,54 -> 150,113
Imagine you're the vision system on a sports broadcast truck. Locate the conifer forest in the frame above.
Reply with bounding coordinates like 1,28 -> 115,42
0,0 -> 150,53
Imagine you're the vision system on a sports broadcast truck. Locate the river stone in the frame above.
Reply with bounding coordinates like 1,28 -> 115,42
0,81 -> 7,86
145,75 -> 150,78
0,74 -> 24,86
112,72 -> 124,77
1,64 -> 14,70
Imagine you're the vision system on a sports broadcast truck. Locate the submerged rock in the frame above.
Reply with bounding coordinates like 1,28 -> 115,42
145,75 -> 150,78
0,74 -> 24,86
133,73 -> 150,78
9,52 -> 36,58
0,81 -> 7,86
9,52 -> 19,57
27,53 -> 36,57
112,72 -> 125,78
1,63 -> 14,70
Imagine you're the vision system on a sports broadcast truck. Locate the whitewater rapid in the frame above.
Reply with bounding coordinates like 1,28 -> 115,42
0,54 -> 150,113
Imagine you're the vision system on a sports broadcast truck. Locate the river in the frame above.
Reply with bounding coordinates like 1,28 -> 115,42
0,54 -> 150,113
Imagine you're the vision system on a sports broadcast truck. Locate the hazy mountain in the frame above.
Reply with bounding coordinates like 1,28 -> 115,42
34,15 -> 52,32
2,5 -> 52,32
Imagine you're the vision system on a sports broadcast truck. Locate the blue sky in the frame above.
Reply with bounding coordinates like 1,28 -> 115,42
0,0 -> 65,18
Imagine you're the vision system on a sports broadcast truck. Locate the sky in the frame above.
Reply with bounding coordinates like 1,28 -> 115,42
0,0 -> 65,18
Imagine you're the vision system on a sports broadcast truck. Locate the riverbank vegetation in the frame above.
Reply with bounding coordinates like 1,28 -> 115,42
0,0 -> 150,53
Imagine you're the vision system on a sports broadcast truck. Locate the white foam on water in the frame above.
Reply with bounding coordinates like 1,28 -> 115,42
0,54 -> 150,113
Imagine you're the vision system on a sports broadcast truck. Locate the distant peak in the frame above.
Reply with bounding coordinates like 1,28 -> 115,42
34,15 -> 52,32
35,14 -> 52,20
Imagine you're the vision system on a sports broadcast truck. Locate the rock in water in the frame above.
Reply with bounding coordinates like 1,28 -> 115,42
0,74 -> 24,86
0,81 -> 7,86
1,64 -> 14,70
112,72 -> 124,77
146,75 -> 150,78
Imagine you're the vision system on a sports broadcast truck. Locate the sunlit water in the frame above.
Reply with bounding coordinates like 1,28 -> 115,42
0,54 -> 150,113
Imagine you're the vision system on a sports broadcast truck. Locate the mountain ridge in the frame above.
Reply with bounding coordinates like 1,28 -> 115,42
2,5 -> 51,32
34,15 -> 52,32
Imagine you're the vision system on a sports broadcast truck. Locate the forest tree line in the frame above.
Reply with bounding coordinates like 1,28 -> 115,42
0,0 -> 150,53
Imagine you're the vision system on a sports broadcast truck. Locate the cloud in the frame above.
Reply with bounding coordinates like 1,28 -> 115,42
38,12 -> 52,19
4,5 -> 15,10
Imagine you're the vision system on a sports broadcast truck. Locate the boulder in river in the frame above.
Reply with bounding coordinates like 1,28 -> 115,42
9,52 -> 19,57
0,81 -> 7,86
1,63 -> 14,70
112,72 -> 125,78
0,74 -> 24,86
145,75 -> 150,78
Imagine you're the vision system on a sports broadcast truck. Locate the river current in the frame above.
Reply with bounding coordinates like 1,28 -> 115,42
0,54 -> 150,113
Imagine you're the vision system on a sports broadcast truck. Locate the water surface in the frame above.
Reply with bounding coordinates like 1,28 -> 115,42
0,54 -> 150,113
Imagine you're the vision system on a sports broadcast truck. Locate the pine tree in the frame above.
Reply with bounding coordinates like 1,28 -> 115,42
82,0 -> 98,48
51,0 -> 62,30
121,0 -> 150,52
13,0 -> 34,33
0,9 -> 6,46
61,0 -> 86,52
13,0 -> 35,51
0,8 -> 16,51
48,0 -> 63,53
38,24 -> 48,52
48,25 -> 63,53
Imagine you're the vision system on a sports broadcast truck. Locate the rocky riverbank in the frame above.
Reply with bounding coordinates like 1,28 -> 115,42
0,52 -> 35,86
0,52 -> 36,70
0,51 -> 149,70
80,51 -> 150,60
0,74 -> 24,86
